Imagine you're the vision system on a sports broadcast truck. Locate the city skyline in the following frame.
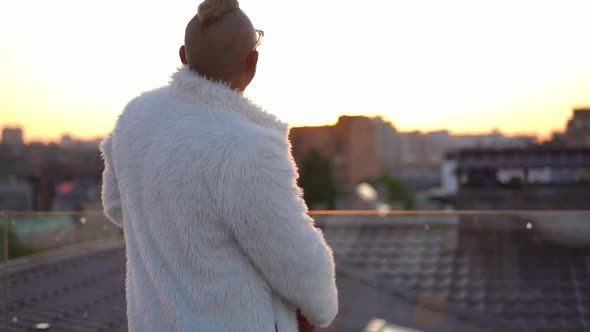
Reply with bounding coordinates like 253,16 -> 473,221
0,116 -> 545,145
1,0 -> 590,142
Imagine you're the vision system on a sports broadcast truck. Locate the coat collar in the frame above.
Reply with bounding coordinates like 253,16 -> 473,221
169,66 -> 288,134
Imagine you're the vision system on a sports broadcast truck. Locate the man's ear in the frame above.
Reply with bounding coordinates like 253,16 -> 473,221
179,45 -> 188,65
246,50 -> 259,73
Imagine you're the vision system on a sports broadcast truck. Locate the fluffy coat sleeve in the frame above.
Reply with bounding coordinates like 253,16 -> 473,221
100,135 -> 124,227
217,133 -> 338,327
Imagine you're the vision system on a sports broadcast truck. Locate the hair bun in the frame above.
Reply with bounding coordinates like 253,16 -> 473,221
197,0 -> 240,25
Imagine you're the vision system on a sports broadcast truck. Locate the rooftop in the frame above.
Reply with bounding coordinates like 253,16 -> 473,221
1,212 -> 589,331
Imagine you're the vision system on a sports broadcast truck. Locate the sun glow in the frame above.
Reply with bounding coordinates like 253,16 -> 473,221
1,0 -> 589,142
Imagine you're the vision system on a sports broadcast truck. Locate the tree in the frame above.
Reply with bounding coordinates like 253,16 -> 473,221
297,149 -> 336,210
379,173 -> 416,210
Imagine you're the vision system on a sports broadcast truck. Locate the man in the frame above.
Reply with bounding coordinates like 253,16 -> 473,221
99,0 -> 338,331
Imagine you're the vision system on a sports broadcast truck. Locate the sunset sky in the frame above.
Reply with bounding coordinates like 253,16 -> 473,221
1,0 -> 589,142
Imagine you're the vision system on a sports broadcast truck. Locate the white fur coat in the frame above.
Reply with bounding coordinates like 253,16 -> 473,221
100,66 -> 338,332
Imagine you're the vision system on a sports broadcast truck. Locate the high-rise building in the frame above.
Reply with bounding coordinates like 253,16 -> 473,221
566,107 -> 590,147
290,116 -> 381,187
2,127 -> 24,147
373,117 -> 401,172
424,130 -> 453,164
398,130 -> 426,166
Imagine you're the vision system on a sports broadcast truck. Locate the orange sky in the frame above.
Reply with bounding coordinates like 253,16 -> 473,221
1,0 -> 589,142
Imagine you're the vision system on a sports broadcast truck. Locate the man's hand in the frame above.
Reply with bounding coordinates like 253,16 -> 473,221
297,309 -> 315,332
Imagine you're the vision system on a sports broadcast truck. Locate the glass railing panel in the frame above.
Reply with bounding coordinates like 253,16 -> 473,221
2,212 -> 121,259
0,211 -> 588,332
0,212 -> 125,331
313,211 -> 590,332
0,214 -> 8,330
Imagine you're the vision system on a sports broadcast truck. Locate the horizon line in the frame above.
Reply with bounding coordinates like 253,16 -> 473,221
3,126 -> 551,145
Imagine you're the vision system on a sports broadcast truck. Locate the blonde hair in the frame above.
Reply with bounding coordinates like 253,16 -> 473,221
197,0 -> 240,25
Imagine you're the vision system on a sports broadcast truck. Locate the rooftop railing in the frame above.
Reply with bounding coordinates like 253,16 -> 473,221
0,211 -> 589,332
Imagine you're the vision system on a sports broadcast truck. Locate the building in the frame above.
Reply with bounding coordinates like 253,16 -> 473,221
60,134 -> 102,151
61,134 -> 75,148
0,179 -> 33,211
448,147 -> 590,210
398,130 -> 426,166
2,127 -> 24,147
398,129 -> 452,166
334,116 -> 381,184
373,117 -> 401,172
290,116 -> 381,187
566,107 -> 590,147
397,129 -> 534,168
453,131 -> 534,149
424,130 -> 454,164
